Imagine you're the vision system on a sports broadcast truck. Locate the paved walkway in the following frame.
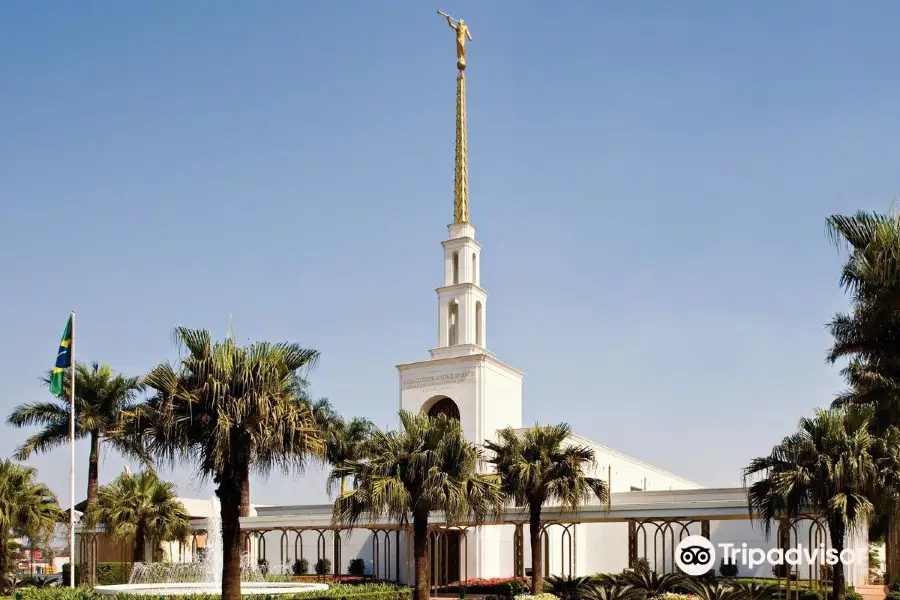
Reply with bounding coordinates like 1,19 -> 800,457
856,584 -> 886,600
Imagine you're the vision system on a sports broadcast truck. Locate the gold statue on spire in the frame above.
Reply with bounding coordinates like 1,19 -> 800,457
438,10 -> 472,70
438,10 -> 471,223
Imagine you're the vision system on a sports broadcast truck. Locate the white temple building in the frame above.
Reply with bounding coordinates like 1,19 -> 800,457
141,159 -> 869,588
76,27 -> 869,591
228,206 -> 868,587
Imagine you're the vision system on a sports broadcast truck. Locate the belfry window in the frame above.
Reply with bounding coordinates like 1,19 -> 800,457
475,301 -> 483,346
448,301 -> 459,345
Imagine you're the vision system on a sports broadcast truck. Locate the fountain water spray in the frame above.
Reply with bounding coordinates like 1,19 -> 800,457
98,497 -> 327,595
203,497 -> 223,584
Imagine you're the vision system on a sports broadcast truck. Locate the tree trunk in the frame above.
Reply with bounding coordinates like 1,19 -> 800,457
829,519 -> 847,600
340,477 -> 347,495
84,430 -> 100,583
218,460 -> 249,600
412,513 -> 429,600
0,528 -> 7,584
888,512 -> 900,585
133,524 -> 146,563
529,504 -> 543,596
240,478 -> 251,518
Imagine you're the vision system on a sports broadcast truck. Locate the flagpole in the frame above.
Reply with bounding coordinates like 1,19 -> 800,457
68,311 -> 76,589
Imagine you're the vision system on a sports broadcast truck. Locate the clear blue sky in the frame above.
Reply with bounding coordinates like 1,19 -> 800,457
2,1 -> 899,508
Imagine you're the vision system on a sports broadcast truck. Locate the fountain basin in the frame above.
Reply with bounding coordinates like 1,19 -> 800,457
93,582 -> 330,596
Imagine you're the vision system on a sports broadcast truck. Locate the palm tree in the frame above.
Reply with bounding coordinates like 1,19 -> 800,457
330,417 -> 375,493
96,469 -> 192,563
0,460 -> 61,591
240,360 -> 319,519
485,423 -> 609,595
299,397 -> 374,494
7,362 -> 145,582
124,328 -> 324,600
308,399 -> 374,495
619,564 -> 684,597
826,210 -> 900,581
743,406 -> 881,600
330,410 -> 504,600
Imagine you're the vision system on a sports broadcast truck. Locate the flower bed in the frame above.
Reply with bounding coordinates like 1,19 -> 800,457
291,575 -> 374,584
445,577 -> 529,597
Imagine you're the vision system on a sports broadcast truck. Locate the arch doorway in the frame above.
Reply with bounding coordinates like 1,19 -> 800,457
424,396 -> 460,421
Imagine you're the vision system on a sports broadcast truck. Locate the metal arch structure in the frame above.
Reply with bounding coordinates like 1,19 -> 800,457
775,514 -> 831,599
537,521 -> 578,578
237,525 -> 406,581
428,524 -> 471,595
72,489 -> 862,589
629,518 -> 708,574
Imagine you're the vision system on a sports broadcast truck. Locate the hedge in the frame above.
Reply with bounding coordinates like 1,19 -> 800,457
18,582 -> 411,600
62,563 -> 133,586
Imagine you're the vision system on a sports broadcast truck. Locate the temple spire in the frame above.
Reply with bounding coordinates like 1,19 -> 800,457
438,10 -> 473,223
454,71 -> 469,223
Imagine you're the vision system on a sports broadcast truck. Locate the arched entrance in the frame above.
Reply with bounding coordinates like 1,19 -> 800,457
424,396 -> 461,421
422,395 -> 462,585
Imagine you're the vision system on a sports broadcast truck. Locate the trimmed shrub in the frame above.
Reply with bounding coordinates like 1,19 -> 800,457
315,557 -> 332,575
886,592 -> 900,600
348,558 -> 366,576
797,591 -> 824,600
292,558 -> 309,575
846,593 -> 863,600
719,558 -> 738,577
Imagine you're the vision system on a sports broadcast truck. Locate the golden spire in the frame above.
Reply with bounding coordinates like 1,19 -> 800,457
438,10 -> 472,223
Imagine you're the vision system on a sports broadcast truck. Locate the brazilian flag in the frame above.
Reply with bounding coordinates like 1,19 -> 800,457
50,315 -> 73,397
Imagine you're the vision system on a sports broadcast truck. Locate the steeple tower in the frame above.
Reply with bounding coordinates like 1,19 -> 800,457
397,13 -> 524,578
431,11 -> 484,360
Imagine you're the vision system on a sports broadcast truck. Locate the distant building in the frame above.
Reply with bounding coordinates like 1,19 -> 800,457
74,497 -> 257,569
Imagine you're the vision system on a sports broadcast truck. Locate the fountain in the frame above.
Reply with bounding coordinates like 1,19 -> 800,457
94,498 -> 328,596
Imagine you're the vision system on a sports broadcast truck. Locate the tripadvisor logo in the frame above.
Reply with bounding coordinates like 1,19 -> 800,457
674,535 -> 862,577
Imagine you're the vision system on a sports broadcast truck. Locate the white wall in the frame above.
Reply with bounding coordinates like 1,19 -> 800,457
570,434 -> 702,493
480,358 -> 524,444
398,354 -> 524,449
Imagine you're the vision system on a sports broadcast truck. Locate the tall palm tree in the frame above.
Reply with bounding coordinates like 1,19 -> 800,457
743,406 -> 881,600
309,398 -> 374,495
330,410 -> 504,600
97,469 -> 192,563
0,460 -> 61,591
330,417 -> 375,494
7,362 -> 145,582
240,361 -> 319,519
826,210 -> 900,581
124,327 -> 324,600
485,423 -> 609,595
